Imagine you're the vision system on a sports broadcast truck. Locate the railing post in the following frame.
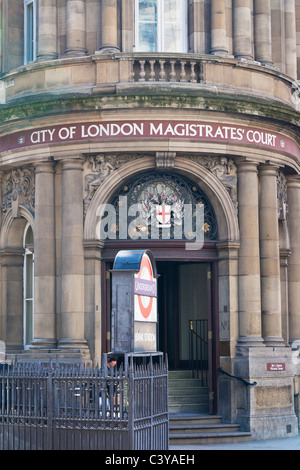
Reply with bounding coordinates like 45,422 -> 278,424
128,356 -> 134,449
46,360 -> 53,450
150,356 -> 154,449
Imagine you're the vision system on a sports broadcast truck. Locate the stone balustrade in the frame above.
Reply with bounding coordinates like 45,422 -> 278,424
130,56 -> 204,83
0,53 -> 298,112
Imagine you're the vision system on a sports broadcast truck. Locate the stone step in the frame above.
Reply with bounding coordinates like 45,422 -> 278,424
168,370 -> 209,414
169,403 -> 209,414
170,422 -> 241,434
168,370 -> 195,379
170,414 -> 223,426
168,379 -> 205,389
170,431 -> 252,445
168,386 -> 207,396
169,394 -> 208,404
169,414 -> 252,445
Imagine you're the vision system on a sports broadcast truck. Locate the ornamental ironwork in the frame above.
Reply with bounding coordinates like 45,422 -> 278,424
109,172 -> 218,241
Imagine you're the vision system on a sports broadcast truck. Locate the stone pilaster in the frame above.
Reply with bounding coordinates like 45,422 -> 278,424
285,0 -> 297,79
188,0 -> 204,54
59,158 -> 89,357
217,240 -> 240,424
30,161 -> 57,350
83,240 -> 104,362
211,0 -> 228,55
254,0 -> 272,65
280,248 -> 291,344
258,165 -> 284,346
99,0 -> 119,53
233,0 -> 253,60
65,0 -> 87,56
287,175 -> 300,344
236,160 -> 264,349
37,0 -> 58,61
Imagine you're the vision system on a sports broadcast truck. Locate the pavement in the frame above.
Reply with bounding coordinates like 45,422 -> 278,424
169,433 -> 300,450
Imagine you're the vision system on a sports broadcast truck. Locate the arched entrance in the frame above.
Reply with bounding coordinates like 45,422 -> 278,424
0,207 -> 35,352
84,156 -> 239,414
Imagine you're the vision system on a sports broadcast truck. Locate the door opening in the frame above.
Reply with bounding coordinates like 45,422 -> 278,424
157,261 -> 214,386
102,252 -> 218,414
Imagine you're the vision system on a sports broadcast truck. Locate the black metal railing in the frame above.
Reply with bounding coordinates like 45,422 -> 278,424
189,319 -> 208,385
218,367 -> 257,387
0,354 -> 168,450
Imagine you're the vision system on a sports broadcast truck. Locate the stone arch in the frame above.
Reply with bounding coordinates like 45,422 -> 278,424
0,207 -> 35,352
84,155 -> 239,242
0,206 -> 35,249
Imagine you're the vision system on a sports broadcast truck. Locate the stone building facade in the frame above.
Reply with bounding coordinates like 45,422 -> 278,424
0,0 -> 300,440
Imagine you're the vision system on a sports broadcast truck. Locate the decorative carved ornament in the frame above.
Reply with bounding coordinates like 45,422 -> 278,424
83,153 -> 238,217
187,155 -> 238,213
2,166 -> 35,216
83,153 -> 146,213
277,171 -> 288,221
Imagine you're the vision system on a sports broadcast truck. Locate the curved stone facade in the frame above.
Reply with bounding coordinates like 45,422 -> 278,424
0,0 -> 300,441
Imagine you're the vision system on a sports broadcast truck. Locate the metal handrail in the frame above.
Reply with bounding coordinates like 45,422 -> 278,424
218,367 -> 257,387
189,319 -> 208,385
190,321 -> 208,345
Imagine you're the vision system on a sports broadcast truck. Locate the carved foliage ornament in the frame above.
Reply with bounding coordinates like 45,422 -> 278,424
2,166 -> 35,216
83,153 -> 146,213
277,171 -> 288,221
187,155 -> 238,213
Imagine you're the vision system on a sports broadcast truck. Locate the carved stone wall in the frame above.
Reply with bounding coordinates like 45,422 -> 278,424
187,155 -> 238,213
83,153 -> 148,214
2,166 -> 35,217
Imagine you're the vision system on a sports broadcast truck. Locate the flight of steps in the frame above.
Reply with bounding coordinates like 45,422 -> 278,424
168,369 -> 209,414
168,370 -> 252,445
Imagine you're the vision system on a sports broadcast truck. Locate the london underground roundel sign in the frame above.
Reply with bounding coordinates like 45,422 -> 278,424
134,253 -> 157,322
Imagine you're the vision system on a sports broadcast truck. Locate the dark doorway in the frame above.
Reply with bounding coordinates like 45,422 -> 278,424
101,243 -> 219,414
157,262 -> 213,377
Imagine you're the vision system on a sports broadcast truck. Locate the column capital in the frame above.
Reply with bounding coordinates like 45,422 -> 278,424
236,159 -> 259,173
34,160 -> 55,173
286,174 -> 300,187
216,240 -> 240,255
258,163 -> 279,176
60,156 -> 85,171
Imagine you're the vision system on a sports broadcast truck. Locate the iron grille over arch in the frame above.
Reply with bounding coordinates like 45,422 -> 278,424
108,171 -> 218,242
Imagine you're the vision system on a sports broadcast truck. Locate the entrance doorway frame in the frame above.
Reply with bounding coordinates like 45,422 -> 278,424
84,157 -> 240,416
101,239 -> 219,414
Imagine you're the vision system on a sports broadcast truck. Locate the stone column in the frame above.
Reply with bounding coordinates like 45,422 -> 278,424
59,158 -> 89,356
285,0 -> 297,79
258,165 -> 284,346
65,0 -> 87,56
99,0 -> 119,53
280,248 -> 291,344
287,175 -> 300,344
233,0 -> 253,60
83,240 -> 104,362
31,162 -> 57,350
217,241 -> 240,423
254,0 -> 272,65
236,161 -> 264,348
211,0 -> 228,55
37,0 -> 58,61
188,0 -> 204,54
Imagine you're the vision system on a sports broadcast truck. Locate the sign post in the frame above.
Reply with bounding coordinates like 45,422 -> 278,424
111,250 -> 158,354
